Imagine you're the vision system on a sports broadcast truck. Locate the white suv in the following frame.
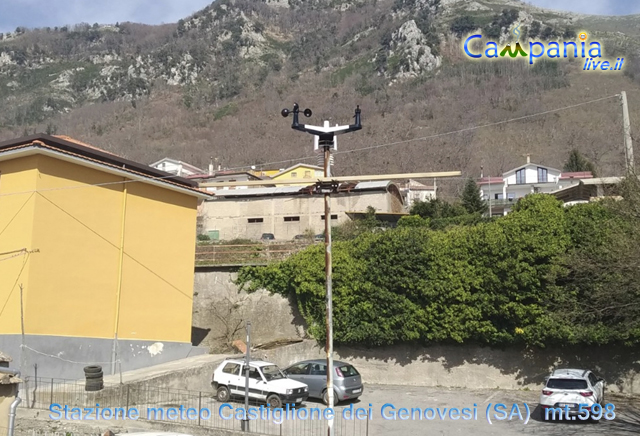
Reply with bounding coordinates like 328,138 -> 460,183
539,368 -> 605,421
212,359 -> 309,408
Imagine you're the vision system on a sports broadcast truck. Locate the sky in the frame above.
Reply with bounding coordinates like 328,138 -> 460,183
1,0 -> 640,34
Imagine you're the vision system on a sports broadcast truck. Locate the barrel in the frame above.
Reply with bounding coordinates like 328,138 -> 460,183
84,365 -> 104,391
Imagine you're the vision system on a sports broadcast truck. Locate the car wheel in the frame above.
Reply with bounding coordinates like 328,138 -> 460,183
267,394 -> 283,408
322,389 -> 338,406
217,386 -> 230,402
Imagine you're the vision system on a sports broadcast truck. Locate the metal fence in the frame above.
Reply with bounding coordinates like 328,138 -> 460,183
11,431 -> 104,436
20,376 -> 370,436
194,242 -> 316,266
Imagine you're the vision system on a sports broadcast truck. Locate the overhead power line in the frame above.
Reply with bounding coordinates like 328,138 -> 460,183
0,94 -> 619,198
224,94 -> 620,171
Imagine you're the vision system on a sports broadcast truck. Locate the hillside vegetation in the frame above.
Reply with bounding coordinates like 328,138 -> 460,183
0,0 -> 639,196
236,183 -> 640,349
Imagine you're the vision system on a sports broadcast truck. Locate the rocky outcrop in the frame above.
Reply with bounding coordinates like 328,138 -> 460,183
387,20 -> 441,81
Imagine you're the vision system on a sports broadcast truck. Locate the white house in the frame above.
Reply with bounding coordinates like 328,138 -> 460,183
397,179 -> 437,210
149,157 -> 205,177
189,171 -> 266,192
478,155 -> 594,215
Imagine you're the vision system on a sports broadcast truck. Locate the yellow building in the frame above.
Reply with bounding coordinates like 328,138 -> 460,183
250,164 -> 324,183
0,134 -> 211,379
269,163 -> 324,186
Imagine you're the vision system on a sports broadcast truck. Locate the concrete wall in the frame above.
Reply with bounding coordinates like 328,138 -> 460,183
262,340 -> 640,395
201,190 -> 404,241
192,268 -> 306,353
191,269 -> 640,395
0,335 -> 206,381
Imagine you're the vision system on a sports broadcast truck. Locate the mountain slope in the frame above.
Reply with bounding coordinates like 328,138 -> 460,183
0,0 -> 639,195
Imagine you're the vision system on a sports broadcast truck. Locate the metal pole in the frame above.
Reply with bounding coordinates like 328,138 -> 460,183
112,180 -> 128,375
243,321 -> 251,432
19,284 -> 26,376
489,176 -> 492,217
621,91 -> 635,172
324,143 -> 335,436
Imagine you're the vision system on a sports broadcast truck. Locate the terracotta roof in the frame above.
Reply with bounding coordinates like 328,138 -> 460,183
399,185 -> 435,190
560,171 -> 593,179
0,134 -> 212,198
477,177 -> 504,185
53,135 -> 118,156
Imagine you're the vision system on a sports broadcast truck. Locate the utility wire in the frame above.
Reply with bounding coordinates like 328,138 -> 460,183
20,344 -> 120,365
0,192 -> 35,236
0,251 -> 31,319
37,192 -> 192,300
223,94 -> 620,171
0,94 -> 618,197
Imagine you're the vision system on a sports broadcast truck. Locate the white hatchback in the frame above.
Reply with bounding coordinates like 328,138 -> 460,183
212,358 -> 309,408
539,368 -> 605,421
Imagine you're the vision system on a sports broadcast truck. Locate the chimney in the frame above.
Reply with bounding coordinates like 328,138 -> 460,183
215,157 -> 221,171
480,166 -> 484,178
526,154 -> 531,164
208,157 -> 214,175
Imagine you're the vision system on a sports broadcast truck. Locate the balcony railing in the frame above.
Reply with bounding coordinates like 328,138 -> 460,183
195,241 -> 315,266
485,198 -> 516,207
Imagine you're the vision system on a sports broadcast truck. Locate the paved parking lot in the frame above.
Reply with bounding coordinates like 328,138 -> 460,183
335,384 -> 639,436
17,384 -> 640,436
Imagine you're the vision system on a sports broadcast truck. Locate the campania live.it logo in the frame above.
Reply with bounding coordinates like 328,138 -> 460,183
463,25 -> 625,71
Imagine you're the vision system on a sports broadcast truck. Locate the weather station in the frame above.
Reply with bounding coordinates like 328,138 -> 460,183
198,103 -> 464,436
281,102 -> 362,436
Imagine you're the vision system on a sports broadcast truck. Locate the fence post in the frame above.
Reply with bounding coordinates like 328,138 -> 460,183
366,412 -> 369,436
198,391 -> 202,426
50,378 -> 54,405
25,377 -> 30,408
126,385 -> 130,410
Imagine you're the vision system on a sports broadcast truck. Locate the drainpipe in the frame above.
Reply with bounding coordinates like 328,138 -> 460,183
0,368 -> 21,436
8,397 -> 21,436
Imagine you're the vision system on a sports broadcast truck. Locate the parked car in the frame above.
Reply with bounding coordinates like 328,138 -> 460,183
260,233 -> 275,241
293,234 -> 307,240
283,359 -> 363,406
539,368 -> 605,421
212,359 -> 308,408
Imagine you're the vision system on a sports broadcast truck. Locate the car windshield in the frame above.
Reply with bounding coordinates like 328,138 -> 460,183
261,365 -> 286,381
337,365 -> 359,377
546,378 -> 588,390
